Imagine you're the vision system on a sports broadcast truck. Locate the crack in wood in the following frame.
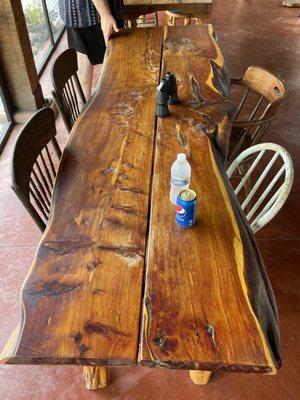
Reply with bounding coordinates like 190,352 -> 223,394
111,204 -> 138,215
105,217 -> 122,227
190,74 -> 205,105
190,114 -> 218,137
97,244 -> 144,260
122,162 -> 134,168
206,324 -> 219,350
209,59 -> 230,99
116,186 -> 144,194
100,167 -> 114,175
176,123 -> 191,157
26,280 -> 80,297
92,288 -> 106,295
43,239 -> 94,255
84,321 -> 131,341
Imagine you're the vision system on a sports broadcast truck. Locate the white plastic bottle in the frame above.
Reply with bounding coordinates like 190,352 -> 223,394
170,153 -> 191,204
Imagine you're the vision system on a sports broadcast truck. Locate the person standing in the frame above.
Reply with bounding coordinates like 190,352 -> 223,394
59,0 -> 124,96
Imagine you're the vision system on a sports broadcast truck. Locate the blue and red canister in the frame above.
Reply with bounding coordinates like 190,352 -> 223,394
175,189 -> 197,228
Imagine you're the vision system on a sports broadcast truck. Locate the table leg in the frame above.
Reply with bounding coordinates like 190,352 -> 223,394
83,366 -> 110,390
189,370 -> 212,385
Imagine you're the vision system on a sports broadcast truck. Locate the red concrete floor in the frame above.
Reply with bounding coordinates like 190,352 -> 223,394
0,1 -> 299,399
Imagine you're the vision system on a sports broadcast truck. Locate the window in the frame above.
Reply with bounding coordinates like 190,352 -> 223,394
22,0 -> 64,74
0,72 -> 13,154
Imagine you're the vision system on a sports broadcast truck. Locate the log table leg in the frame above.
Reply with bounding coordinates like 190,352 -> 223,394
189,370 -> 212,385
83,366 -> 110,390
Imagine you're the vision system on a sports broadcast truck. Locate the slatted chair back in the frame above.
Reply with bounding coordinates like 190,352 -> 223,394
166,10 -> 206,26
51,48 -> 86,132
125,12 -> 158,28
228,66 -> 287,163
11,108 -> 62,232
227,143 -> 293,234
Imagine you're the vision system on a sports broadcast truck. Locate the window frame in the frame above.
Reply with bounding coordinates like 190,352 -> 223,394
23,0 -> 66,77
0,69 -> 14,154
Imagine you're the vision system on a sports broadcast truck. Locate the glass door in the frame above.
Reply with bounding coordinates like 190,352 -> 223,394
21,0 -> 64,75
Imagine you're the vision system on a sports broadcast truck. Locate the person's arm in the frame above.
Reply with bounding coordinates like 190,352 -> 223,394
93,0 -> 119,45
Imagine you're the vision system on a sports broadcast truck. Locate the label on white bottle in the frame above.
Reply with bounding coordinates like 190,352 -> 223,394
170,177 -> 189,186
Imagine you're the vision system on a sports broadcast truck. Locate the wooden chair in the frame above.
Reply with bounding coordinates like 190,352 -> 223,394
227,143 -> 293,233
11,108 -> 62,232
228,66 -> 287,164
51,48 -> 86,132
166,10 -> 206,26
125,12 -> 158,28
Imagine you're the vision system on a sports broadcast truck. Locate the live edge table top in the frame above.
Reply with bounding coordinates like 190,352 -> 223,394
0,25 -> 280,375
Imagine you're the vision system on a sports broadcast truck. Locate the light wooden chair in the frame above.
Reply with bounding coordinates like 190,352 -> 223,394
166,10 -> 206,26
11,108 -> 62,231
227,143 -> 293,233
125,12 -> 158,28
51,48 -> 86,132
228,66 -> 287,164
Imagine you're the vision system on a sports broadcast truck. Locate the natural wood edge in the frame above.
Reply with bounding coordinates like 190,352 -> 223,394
189,370 -> 212,385
0,325 -> 22,364
83,366 -> 110,390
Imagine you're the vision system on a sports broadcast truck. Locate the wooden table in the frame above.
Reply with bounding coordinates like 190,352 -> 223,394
123,0 -> 213,20
0,25 -> 280,390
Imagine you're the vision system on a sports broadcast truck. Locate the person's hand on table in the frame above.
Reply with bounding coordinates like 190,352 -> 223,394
101,12 -> 119,45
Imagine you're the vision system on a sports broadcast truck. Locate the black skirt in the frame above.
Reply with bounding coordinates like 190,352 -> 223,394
67,20 -> 124,65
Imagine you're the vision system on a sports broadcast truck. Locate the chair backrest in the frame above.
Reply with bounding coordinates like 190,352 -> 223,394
11,108 -> 62,232
228,66 -> 287,162
227,143 -> 293,234
51,48 -> 86,132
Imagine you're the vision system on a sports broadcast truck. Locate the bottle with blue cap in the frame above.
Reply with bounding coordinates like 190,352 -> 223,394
169,153 -> 191,204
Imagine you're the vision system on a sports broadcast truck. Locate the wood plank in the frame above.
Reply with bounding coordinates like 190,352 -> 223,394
0,27 -> 163,366
141,25 -> 280,373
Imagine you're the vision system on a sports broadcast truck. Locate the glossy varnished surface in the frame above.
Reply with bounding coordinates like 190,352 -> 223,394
1,1 -> 299,398
1,28 -> 163,366
1,25 -> 279,373
141,25 -> 280,373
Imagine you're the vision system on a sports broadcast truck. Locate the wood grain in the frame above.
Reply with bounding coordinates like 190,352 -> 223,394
1,25 -> 280,376
0,28 -> 163,366
140,25 -> 280,374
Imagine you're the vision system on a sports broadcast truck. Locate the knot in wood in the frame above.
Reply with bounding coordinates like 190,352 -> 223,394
153,330 -> 167,350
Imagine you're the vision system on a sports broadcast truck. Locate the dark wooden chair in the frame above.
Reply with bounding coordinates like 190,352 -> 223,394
227,66 -> 287,164
51,48 -> 86,132
11,108 -> 62,232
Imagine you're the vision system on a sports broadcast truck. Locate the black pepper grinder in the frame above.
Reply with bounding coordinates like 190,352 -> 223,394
165,72 -> 179,105
156,79 -> 170,118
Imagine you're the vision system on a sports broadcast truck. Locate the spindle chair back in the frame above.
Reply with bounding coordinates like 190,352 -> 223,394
166,10 -> 206,25
11,108 -> 62,232
228,66 -> 287,163
227,143 -> 293,233
51,48 -> 86,132
125,12 -> 158,28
